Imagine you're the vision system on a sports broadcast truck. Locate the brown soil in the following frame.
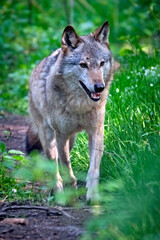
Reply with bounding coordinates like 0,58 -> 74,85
0,113 -> 28,153
0,113 -> 91,240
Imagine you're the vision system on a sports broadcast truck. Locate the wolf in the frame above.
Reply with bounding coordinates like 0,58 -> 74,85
26,21 -> 116,201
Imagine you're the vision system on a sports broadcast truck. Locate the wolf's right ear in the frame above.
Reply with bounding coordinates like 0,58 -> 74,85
93,21 -> 109,45
62,26 -> 82,50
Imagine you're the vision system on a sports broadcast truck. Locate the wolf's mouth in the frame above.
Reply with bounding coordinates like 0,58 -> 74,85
79,81 -> 100,102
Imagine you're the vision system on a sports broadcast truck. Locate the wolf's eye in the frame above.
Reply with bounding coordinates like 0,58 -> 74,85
80,63 -> 88,68
100,61 -> 105,67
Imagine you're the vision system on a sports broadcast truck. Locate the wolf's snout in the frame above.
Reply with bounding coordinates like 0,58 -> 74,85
94,83 -> 105,93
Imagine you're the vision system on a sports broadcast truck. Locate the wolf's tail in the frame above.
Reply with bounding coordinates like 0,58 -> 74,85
26,125 -> 42,154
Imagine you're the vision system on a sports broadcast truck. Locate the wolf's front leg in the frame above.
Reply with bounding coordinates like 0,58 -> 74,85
45,139 -> 63,192
56,133 -> 77,188
86,126 -> 104,202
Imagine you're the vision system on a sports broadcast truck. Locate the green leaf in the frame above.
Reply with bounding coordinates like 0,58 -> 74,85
3,155 -> 15,161
8,150 -> 25,155
3,131 -> 11,136
47,196 -> 54,202
3,159 -> 15,169
0,141 -> 6,152
12,155 -> 25,161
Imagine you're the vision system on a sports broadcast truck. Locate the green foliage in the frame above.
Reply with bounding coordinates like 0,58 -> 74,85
0,142 -> 80,205
0,141 -> 26,199
0,141 -> 52,202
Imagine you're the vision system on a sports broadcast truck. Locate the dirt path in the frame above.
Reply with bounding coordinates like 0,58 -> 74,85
0,113 -> 91,240
0,113 -> 28,152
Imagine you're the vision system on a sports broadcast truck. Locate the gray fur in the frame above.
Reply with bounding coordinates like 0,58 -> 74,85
27,21 -> 116,202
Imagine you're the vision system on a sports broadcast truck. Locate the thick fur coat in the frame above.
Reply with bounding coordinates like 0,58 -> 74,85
26,21 -> 115,201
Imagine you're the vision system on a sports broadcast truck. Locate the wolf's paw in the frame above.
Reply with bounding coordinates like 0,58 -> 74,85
86,183 -> 99,203
86,176 -> 100,203
56,182 -> 63,192
86,187 -> 100,203
56,174 -> 63,192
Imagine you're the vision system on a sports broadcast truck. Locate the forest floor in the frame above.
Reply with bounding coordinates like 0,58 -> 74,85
0,113 -> 91,240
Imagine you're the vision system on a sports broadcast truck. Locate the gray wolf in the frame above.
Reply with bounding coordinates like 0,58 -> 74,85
26,21 -> 115,202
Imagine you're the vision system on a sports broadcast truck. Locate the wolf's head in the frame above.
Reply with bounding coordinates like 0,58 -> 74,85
61,21 -> 113,102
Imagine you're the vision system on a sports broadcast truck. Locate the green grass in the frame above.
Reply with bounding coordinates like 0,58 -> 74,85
101,50 -> 159,179
82,137 -> 160,240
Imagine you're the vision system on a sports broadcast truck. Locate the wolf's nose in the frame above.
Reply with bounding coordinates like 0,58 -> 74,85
94,83 -> 105,93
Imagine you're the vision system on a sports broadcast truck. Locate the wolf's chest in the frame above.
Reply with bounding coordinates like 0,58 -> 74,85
50,110 -> 98,135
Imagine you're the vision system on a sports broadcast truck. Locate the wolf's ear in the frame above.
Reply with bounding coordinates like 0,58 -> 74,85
93,21 -> 109,45
62,26 -> 82,49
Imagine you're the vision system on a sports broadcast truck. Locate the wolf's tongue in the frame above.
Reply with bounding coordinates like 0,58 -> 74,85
91,93 -> 100,98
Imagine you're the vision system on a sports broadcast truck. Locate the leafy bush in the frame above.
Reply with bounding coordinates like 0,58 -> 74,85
0,141 -> 55,202
0,141 -> 26,199
0,141 -> 80,205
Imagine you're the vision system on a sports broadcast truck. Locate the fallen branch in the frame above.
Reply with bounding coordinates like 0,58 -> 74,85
56,208 -> 75,219
1,205 -> 61,216
1,205 -> 75,219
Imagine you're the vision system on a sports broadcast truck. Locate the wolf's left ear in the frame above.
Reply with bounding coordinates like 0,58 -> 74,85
93,21 -> 109,45
62,26 -> 82,49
